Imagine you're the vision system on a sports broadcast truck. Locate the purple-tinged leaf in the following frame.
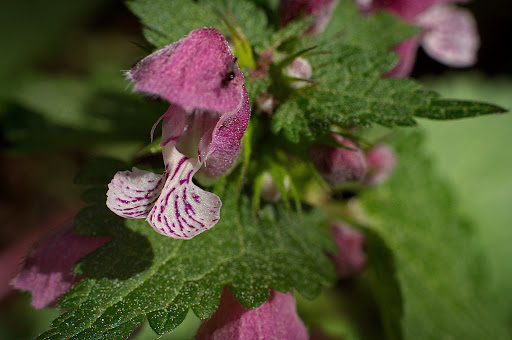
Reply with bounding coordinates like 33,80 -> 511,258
11,221 -> 110,309
195,287 -> 308,340
127,27 -> 245,114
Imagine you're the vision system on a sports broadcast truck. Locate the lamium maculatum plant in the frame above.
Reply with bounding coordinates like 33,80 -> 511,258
9,0 -> 510,339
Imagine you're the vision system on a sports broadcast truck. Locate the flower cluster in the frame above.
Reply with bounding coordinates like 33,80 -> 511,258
356,0 -> 479,77
106,28 -> 250,240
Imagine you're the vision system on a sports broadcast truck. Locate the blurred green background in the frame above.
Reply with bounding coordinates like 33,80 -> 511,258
0,0 -> 510,338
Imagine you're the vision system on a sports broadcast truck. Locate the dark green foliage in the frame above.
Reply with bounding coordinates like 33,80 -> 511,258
415,99 -> 507,119
272,43 -> 505,143
127,0 -> 268,49
37,163 -> 335,339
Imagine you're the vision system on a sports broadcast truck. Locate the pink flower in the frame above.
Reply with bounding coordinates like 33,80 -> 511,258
107,28 -> 251,240
195,287 -> 308,340
127,27 -> 245,114
11,220 -> 110,309
279,0 -> 339,35
330,222 -> 366,278
309,133 -> 367,185
365,144 -> 397,185
356,0 -> 479,77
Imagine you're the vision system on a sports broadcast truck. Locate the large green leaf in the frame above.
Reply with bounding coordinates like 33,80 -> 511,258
360,131 -> 510,339
127,0 -> 268,49
420,73 -> 512,332
37,162 -> 335,339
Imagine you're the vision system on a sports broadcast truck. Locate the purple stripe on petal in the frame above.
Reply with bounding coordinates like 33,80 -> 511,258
147,148 -> 221,239
107,168 -> 166,219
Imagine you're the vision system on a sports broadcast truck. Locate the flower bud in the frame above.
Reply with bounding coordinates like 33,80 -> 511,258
195,287 -> 308,339
284,57 -> 313,88
309,134 -> 367,185
365,144 -> 397,185
330,222 -> 366,278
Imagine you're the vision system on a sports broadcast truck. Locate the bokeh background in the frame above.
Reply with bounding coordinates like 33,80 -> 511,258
0,0 -> 510,338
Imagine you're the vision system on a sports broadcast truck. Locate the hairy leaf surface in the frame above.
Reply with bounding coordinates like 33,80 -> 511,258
37,161 -> 335,339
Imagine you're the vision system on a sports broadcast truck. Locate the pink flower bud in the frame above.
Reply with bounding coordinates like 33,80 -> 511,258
255,93 -> 277,114
284,57 -> 313,88
279,0 -> 339,35
365,144 -> 397,185
195,287 -> 308,340
11,220 -> 110,309
330,222 -> 366,278
309,134 -> 367,185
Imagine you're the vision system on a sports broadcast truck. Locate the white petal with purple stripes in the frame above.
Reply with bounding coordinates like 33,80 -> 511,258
106,167 -> 166,219
146,150 -> 221,239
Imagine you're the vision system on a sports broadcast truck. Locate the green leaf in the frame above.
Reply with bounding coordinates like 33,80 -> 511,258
420,73 -> 512,331
38,170 -> 335,339
360,130 -> 511,340
272,42 -> 506,143
1,71 -> 165,152
414,99 -> 507,120
272,99 -> 314,142
322,0 -> 418,51
271,45 -> 421,141
127,0 -> 268,49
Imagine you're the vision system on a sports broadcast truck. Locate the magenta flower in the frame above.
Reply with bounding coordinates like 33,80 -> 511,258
365,144 -> 397,185
356,0 -> 479,77
330,222 -> 366,278
195,287 -> 308,339
11,220 -> 110,309
309,133 -> 367,185
106,28 -> 250,240
128,27 -> 245,113
279,0 -> 339,35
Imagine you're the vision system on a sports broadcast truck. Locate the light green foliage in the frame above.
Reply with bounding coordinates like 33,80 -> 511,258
420,74 -> 512,331
127,0 -> 268,49
37,161 -> 335,339
360,131 -> 510,340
